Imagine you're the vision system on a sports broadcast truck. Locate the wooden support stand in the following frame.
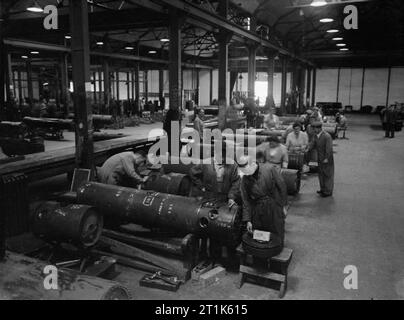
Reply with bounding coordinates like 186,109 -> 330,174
236,245 -> 293,299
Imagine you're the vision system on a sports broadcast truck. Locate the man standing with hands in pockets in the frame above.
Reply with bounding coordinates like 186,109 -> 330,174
309,122 -> 335,197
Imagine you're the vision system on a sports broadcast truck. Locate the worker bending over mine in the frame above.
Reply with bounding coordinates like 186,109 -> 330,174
257,136 -> 289,169
98,151 -> 149,187
238,156 -> 288,245
189,144 -> 241,264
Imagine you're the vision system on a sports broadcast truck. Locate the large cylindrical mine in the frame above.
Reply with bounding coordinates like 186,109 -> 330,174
288,152 -> 305,171
32,201 -> 103,247
280,169 -> 301,195
143,172 -> 192,196
77,182 -> 241,245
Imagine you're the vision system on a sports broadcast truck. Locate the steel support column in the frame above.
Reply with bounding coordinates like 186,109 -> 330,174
135,63 -> 140,111
144,70 -> 148,102
69,0 -> 94,171
306,68 -> 311,108
360,67 -> 365,109
17,69 -> 23,106
0,2 -> 6,116
168,9 -> 182,112
336,67 -> 341,103
217,0 -> 230,130
266,52 -> 276,108
209,69 -> 213,104
311,68 -> 317,107
386,66 -> 392,107
26,59 -> 34,109
159,68 -> 164,104
127,72 -> 130,101
115,70 -> 120,101
60,53 -> 69,116
103,59 -> 111,110
280,57 -> 288,115
298,67 -> 305,112
247,44 -> 257,99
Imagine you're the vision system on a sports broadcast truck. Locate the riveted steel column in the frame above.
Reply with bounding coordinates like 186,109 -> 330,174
69,0 -> 94,171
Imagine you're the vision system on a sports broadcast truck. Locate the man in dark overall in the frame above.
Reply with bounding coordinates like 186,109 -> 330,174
239,156 -> 288,245
383,105 -> 398,138
189,145 -> 241,265
309,122 -> 334,197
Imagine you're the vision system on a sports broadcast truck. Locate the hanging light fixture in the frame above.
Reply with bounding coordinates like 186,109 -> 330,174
336,43 -> 346,47
160,38 -> 170,43
311,0 -> 327,7
27,0 -> 44,12
320,18 -> 334,23
327,29 -> 339,33
332,37 -> 344,41
340,48 -> 349,51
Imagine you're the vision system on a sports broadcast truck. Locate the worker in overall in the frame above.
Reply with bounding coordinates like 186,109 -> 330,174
238,156 -> 288,245
383,105 -> 398,138
335,112 -> 348,139
286,122 -> 309,172
257,136 -> 289,169
98,151 -> 149,188
263,109 -> 280,130
189,144 -> 241,265
193,108 -> 205,141
309,122 -> 334,197
243,98 -> 259,129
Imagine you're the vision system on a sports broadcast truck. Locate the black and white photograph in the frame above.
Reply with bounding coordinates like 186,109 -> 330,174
0,0 -> 403,304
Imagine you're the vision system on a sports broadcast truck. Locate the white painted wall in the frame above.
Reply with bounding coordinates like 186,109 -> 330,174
389,67 -> 404,105
315,67 -> 404,110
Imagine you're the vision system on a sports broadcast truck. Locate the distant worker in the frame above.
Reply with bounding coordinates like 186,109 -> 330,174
193,108 -> 205,141
335,112 -> 348,139
98,151 -> 148,187
263,108 -> 280,130
308,122 -> 334,197
257,136 -> 289,169
238,156 -> 288,245
382,105 -> 398,139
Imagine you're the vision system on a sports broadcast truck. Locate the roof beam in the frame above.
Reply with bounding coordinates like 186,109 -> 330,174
4,38 -> 213,69
130,0 -> 313,66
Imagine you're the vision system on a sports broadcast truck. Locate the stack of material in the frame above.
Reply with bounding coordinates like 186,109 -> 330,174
0,252 -> 131,300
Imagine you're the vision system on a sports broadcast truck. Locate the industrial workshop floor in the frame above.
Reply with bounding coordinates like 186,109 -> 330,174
26,114 -> 404,300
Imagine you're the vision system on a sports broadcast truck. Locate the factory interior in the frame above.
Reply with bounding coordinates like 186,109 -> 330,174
0,0 -> 404,301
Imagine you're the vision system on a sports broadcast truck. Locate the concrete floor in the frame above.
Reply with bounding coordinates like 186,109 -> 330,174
19,114 -> 404,300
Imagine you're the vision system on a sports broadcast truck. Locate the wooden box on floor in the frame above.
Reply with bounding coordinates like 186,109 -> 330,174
236,245 -> 293,299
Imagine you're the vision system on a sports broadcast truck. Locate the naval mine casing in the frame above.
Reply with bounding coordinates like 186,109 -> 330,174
77,182 -> 241,245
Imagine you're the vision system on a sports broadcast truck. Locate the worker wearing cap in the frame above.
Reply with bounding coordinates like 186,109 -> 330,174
190,144 -> 240,207
190,144 -> 241,263
238,156 -> 288,244
98,151 -> 149,187
257,136 -> 289,169
309,122 -> 334,197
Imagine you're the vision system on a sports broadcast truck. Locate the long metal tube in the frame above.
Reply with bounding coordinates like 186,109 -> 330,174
77,182 -> 241,245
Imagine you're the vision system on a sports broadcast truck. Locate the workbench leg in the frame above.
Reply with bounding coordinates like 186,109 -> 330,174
237,273 -> 245,289
278,277 -> 287,299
